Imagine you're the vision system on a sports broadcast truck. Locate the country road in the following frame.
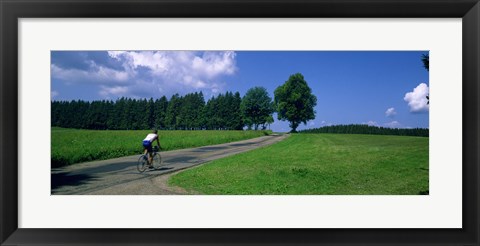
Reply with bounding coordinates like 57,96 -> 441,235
51,133 -> 288,195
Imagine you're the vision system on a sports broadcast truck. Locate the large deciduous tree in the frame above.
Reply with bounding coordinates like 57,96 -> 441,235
421,54 -> 429,71
240,86 -> 274,130
274,73 -> 317,133
421,54 -> 430,105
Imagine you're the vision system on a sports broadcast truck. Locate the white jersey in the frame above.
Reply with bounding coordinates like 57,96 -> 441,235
143,133 -> 157,142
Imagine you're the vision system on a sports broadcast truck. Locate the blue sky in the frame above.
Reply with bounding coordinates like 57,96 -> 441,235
51,51 -> 429,132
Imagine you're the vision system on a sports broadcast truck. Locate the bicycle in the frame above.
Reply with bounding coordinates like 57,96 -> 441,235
137,145 -> 163,173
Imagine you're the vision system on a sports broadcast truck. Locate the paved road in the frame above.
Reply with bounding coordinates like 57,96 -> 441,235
51,134 -> 288,195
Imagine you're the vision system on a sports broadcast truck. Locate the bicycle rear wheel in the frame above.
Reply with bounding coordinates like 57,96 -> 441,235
137,155 -> 148,173
152,152 -> 163,170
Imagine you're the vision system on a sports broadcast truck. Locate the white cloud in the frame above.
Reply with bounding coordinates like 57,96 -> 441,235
99,86 -> 129,97
51,64 -> 129,85
109,51 -> 170,75
385,107 -> 397,117
384,121 -> 402,128
309,121 -> 315,126
107,51 -> 237,97
364,121 -> 378,126
324,121 -> 336,126
404,83 -> 429,113
191,51 -> 237,78
52,51 -> 237,99
319,120 -> 334,126
51,90 -> 59,99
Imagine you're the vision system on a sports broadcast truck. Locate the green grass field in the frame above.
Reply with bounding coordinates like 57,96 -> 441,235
169,133 -> 429,195
51,127 -> 270,167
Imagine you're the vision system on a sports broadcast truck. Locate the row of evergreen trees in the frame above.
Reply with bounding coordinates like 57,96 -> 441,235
299,124 -> 429,137
51,91 -> 247,130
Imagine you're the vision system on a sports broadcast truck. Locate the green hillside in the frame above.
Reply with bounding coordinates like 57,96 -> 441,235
170,133 -> 429,195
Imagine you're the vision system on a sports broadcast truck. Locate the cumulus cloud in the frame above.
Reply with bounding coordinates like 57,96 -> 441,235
52,51 -> 237,99
107,51 -> 236,96
99,86 -> 129,97
320,120 -> 334,126
191,51 -> 237,79
363,121 -> 378,126
404,83 -> 429,113
51,63 -> 129,85
385,107 -> 396,117
51,90 -> 59,99
309,121 -> 315,126
384,121 -> 402,128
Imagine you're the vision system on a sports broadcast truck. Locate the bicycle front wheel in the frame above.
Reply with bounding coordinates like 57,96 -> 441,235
137,155 -> 148,173
152,153 -> 163,170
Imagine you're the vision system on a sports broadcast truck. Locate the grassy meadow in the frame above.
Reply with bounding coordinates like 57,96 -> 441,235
169,133 -> 429,195
51,127 -> 270,167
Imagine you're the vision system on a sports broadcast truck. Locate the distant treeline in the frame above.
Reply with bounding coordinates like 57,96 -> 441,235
52,91 -> 246,130
299,124 -> 429,137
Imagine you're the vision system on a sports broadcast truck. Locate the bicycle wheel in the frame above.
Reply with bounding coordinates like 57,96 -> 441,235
137,155 -> 148,173
151,152 -> 163,170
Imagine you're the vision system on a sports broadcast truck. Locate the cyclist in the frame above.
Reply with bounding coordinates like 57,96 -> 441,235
142,129 -> 161,168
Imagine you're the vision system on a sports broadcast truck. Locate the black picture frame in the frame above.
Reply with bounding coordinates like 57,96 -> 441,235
1,0 -> 479,245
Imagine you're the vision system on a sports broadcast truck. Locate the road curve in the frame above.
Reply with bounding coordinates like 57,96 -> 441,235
51,133 -> 289,195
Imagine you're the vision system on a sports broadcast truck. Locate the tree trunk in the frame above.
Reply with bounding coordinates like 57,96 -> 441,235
290,121 -> 299,133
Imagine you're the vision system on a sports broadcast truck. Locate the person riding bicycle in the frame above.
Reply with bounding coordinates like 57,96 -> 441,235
142,129 -> 161,168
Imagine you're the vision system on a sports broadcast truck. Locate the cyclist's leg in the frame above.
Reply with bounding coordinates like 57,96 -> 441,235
142,140 -> 150,157
143,141 -> 153,166
148,152 -> 153,166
